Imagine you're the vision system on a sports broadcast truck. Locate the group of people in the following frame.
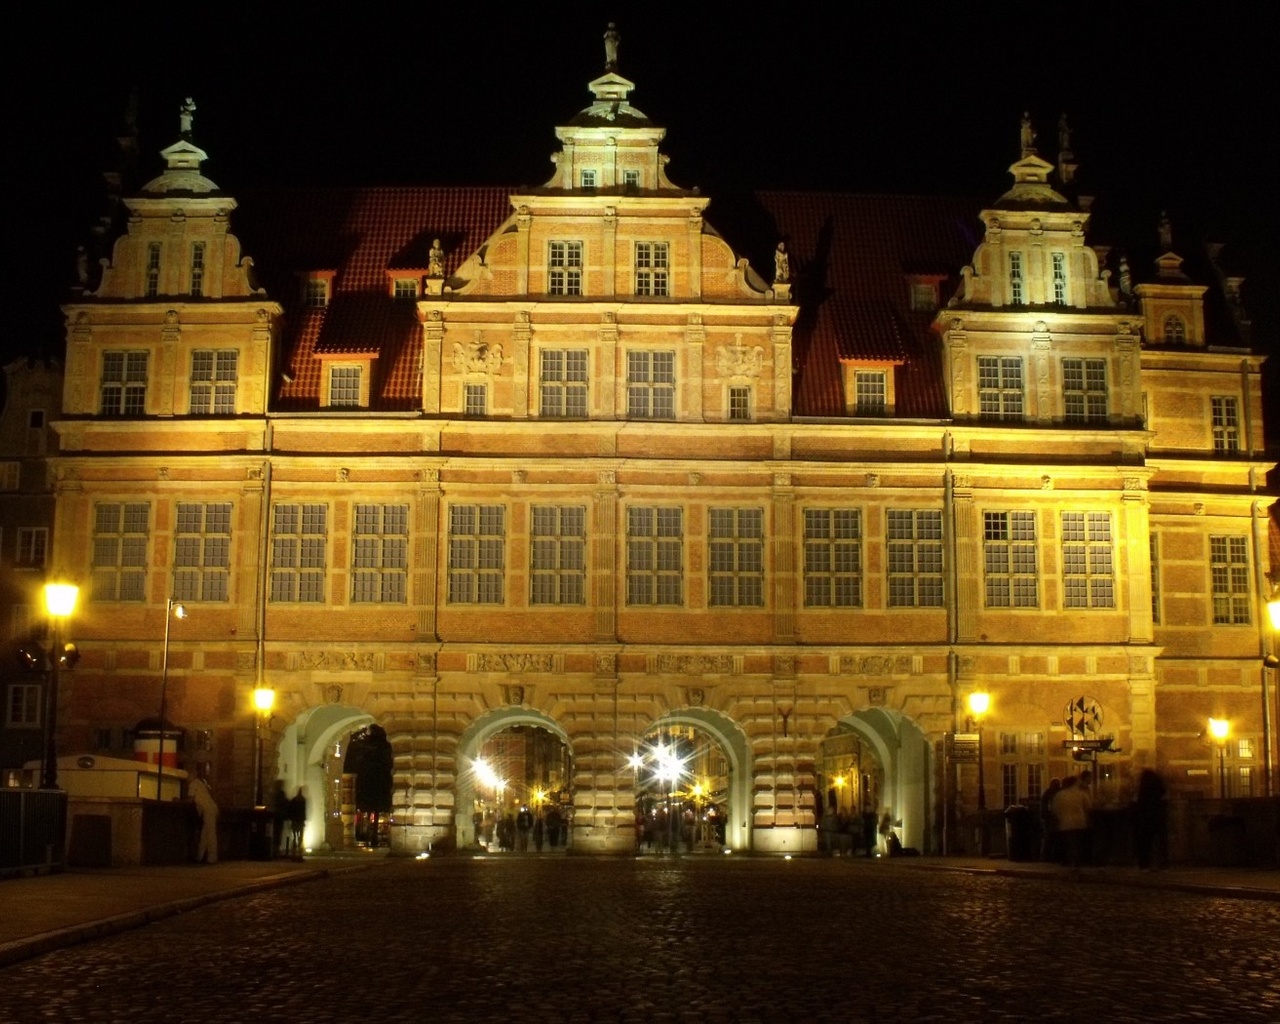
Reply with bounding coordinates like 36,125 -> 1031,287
476,805 -> 566,852
816,806 -> 901,857
270,781 -> 308,858
1038,767 -> 1168,873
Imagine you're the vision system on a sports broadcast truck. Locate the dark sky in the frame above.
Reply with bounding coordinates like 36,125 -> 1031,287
10,6 -> 1277,431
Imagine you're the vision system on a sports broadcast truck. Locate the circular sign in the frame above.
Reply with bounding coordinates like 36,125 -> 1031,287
1064,697 -> 1103,738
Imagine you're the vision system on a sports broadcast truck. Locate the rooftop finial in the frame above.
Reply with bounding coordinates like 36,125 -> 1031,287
1020,111 -> 1037,158
179,97 -> 196,139
604,22 -> 620,71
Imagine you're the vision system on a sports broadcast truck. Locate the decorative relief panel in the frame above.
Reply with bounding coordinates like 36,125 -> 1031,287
648,653 -> 739,675
715,338 -> 765,378
296,650 -> 379,671
452,336 -> 504,375
840,655 -> 913,675
469,652 -> 562,674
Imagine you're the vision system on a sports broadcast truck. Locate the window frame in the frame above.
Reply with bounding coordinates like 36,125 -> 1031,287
634,242 -> 670,297
708,507 -> 765,607
977,356 -> 1024,421
983,510 -> 1038,609
173,502 -> 233,603
1062,358 -> 1107,424
270,503 -> 328,603
448,504 -> 505,604
1210,535 -> 1251,625
548,241 -> 584,296
190,349 -> 239,415
803,508 -> 862,608
539,349 -> 588,418
15,527 -> 48,569
351,503 -> 409,604
626,506 -> 683,606
1061,511 -> 1115,609
886,509 -> 944,608
5,683 -> 42,728
626,350 -> 676,420
1211,395 -> 1241,453
530,505 -> 587,605
100,351 -> 149,417
90,501 -> 149,602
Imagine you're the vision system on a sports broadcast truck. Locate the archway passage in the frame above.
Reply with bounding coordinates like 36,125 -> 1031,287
630,724 -> 732,854
470,724 -> 572,853
817,727 -> 884,856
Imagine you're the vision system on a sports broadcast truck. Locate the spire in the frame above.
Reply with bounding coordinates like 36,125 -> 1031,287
137,96 -> 223,197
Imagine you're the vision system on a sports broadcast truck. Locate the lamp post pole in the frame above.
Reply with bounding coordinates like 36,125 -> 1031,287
1208,718 -> 1229,800
154,599 -> 187,801
967,691 -> 991,856
40,583 -> 79,791
1263,592 -> 1280,798
253,687 -> 275,808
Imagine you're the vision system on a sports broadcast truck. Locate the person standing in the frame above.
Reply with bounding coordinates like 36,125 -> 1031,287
1051,773 -> 1093,875
1132,768 -> 1168,871
287,787 -> 307,858
192,778 -> 219,864
515,805 -> 534,852
1039,778 -> 1062,862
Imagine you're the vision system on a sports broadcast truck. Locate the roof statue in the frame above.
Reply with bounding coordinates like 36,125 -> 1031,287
604,22 -> 620,71
179,97 -> 196,139
774,242 -> 790,284
1019,111 -> 1036,158
1158,210 -> 1173,252
1057,113 -> 1072,156
428,238 -> 445,278
1118,254 -> 1132,296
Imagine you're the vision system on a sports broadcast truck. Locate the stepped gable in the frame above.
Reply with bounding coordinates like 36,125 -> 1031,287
233,186 -> 512,410
757,191 -> 978,418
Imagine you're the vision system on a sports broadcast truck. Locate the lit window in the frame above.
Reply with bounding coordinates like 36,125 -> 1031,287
5,684 -> 41,728
190,242 -> 206,297
91,502 -> 149,602
886,509 -> 944,607
464,383 -> 488,417
709,508 -> 764,607
146,242 -> 161,297
977,356 -> 1023,420
352,504 -> 408,603
1008,252 -> 1024,304
174,502 -> 232,602
626,507 -> 683,606
539,350 -> 588,417
1164,315 -> 1186,344
635,242 -> 670,297
803,509 -> 861,607
304,278 -> 329,308
549,242 -> 583,296
1211,396 -> 1240,453
998,731 -> 1047,806
329,366 -> 362,407
1063,358 -> 1107,423
1062,512 -> 1114,608
393,279 -> 418,300
1210,535 -> 1250,624
1052,252 -> 1066,304
854,371 -> 887,416
270,504 -> 327,603
984,511 -> 1038,608
531,506 -> 586,605
627,351 -> 675,419
190,350 -> 238,415
448,505 -> 505,604
15,527 -> 47,568
728,386 -> 752,422
100,351 -> 149,416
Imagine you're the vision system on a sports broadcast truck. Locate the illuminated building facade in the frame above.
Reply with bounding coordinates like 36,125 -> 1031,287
35,55 -> 1275,855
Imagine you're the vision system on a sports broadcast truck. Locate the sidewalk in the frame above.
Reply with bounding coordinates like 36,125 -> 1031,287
1,853 -> 1276,969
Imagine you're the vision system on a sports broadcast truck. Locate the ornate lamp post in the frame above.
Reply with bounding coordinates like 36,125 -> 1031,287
40,582 -> 79,790
1208,717 -> 1230,800
154,599 -> 187,800
967,691 -> 991,855
253,687 -> 275,808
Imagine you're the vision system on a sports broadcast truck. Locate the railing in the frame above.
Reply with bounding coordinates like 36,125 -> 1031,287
0,789 -> 67,877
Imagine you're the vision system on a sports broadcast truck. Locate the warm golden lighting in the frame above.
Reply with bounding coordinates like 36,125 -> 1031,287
43,582 -> 79,618
967,691 -> 991,718
1208,717 -> 1229,744
1267,593 -> 1280,631
253,687 -> 276,714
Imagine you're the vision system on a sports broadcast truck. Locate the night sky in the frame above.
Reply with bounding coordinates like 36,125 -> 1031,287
10,7 -> 1276,441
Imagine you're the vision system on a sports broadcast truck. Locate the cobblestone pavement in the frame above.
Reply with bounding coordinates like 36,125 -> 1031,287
2,856 -> 1278,1023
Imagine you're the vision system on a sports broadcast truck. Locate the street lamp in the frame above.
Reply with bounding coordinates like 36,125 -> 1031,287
40,582 -> 80,790
253,687 -> 275,807
154,599 -> 187,801
1262,589 -> 1280,798
1208,717 -> 1230,800
967,691 -> 991,855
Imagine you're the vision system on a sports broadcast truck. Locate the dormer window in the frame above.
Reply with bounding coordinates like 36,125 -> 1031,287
1164,314 -> 1186,344
304,276 -> 330,308
190,242 -> 206,297
1008,252 -> 1025,305
580,169 -> 598,189
909,282 -> 937,312
328,365 -> 363,407
392,278 -> 418,301
854,371 -> 887,416
145,243 -> 161,298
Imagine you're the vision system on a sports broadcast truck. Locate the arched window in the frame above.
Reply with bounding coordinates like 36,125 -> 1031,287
1163,314 -> 1186,344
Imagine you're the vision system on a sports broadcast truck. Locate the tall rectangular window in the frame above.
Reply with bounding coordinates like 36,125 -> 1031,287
146,242 -> 161,297
1061,512 -> 1115,608
174,502 -> 232,602
1052,252 -> 1066,304
1150,533 -> 1161,625
1062,358 -> 1107,423
100,351 -> 149,416
448,505 -> 504,604
190,241 -> 206,297
270,504 -> 327,603
464,383 -> 488,417
304,278 -> 328,308
984,511 -> 1038,608
803,509 -> 861,607
539,350 -> 588,417
854,371 -> 887,416
91,502 -> 149,601
1008,251 -> 1024,304
329,366 -> 361,407
190,350 -> 238,415
887,509 -> 944,607
635,242 -> 670,297
15,527 -> 47,568
626,506 -> 682,606
998,732 -> 1047,806
548,241 -> 583,296
1210,535 -> 1250,624
627,351 -> 675,419
728,386 -> 752,422
709,508 -> 764,607
1211,396 -> 1240,452
977,356 -> 1023,420
352,504 -> 408,603
531,506 -> 586,605
5,684 -> 41,728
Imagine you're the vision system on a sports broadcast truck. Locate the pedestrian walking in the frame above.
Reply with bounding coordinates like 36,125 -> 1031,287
270,779 -> 289,857
1051,773 -> 1093,876
192,778 -> 219,864
1132,768 -> 1168,871
287,787 -> 307,858
515,805 -> 534,852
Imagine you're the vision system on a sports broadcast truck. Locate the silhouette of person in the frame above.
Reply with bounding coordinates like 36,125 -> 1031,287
287,787 -> 307,858
192,778 -> 219,864
1133,768 -> 1168,871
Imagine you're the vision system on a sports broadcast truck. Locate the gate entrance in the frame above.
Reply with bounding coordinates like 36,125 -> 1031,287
630,724 -> 730,853
470,725 -> 572,852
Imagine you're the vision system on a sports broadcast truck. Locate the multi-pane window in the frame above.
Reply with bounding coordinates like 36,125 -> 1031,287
854,371 -> 887,416
91,502 -> 148,601
728,386 -> 751,422
531,506 -> 586,605
635,242 -> 670,297
1164,314 -> 1186,344
1063,358 -> 1107,423
978,357 -> 1023,420
539,350 -> 588,417
448,505 -> 504,604
627,351 -> 675,419
1211,396 -> 1240,452
304,278 -> 328,308
626,506 -> 682,606
352,504 -> 408,603
984,511 -> 1038,608
1051,252 -> 1066,304
1061,512 -> 1114,608
999,732 -> 1047,806
886,509 -> 944,607
803,509 -> 861,607
329,367 -> 361,407
709,508 -> 764,607
464,383 -> 488,417
15,527 -> 47,568
393,278 -> 417,300
100,351 -> 148,416
174,502 -> 232,602
548,242 -> 584,296
1008,251 -> 1025,304
623,168 -> 641,188
580,169 -> 598,188
5,684 -> 41,728
146,242 -> 160,297
1210,535 -> 1250,624
1149,533 -> 1161,625
190,242 -> 206,297
270,504 -> 327,603
190,350 -> 238,415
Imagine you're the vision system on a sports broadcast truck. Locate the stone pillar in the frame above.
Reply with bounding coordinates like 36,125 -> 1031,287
771,474 -> 796,643
593,471 -> 618,640
684,312 -> 704,421
416,470 -> 442,641
952,480 -> 980,643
